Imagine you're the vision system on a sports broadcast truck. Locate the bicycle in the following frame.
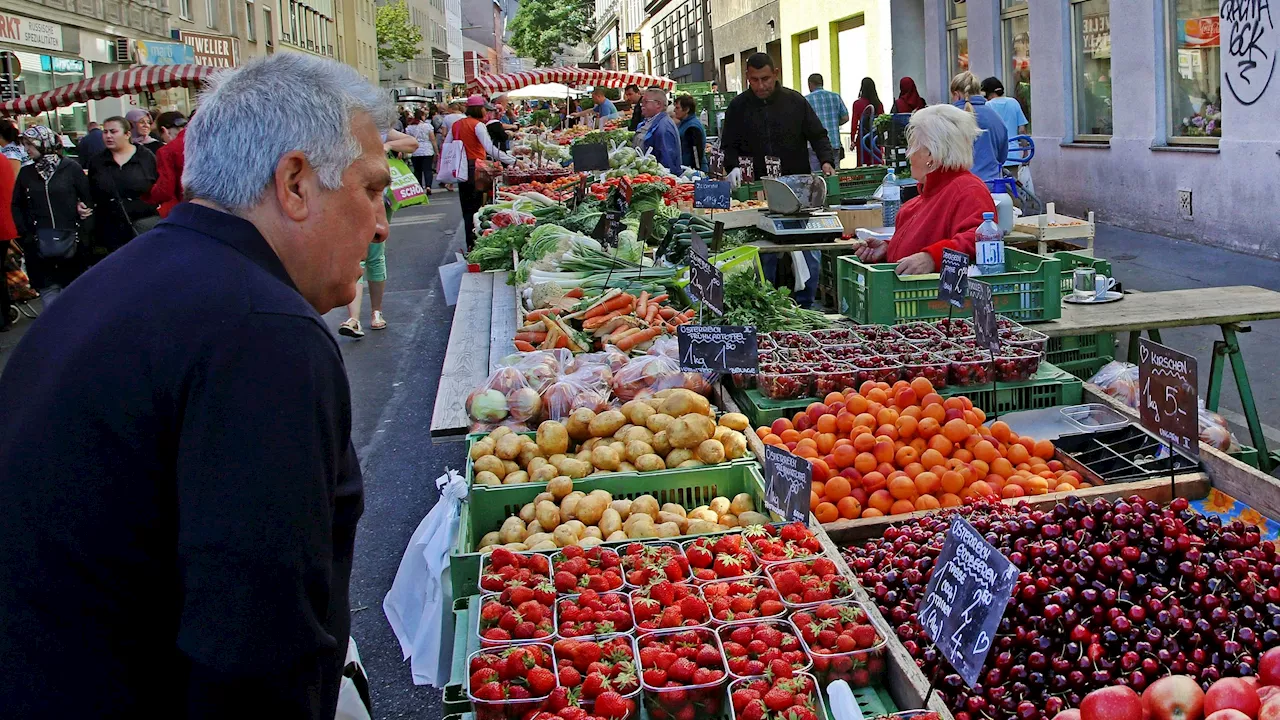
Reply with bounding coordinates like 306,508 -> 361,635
989,134 -> 1042,216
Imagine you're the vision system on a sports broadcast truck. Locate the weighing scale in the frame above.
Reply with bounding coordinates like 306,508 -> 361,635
756,175 -> 844,242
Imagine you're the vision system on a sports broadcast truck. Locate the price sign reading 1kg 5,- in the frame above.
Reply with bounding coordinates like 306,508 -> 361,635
917,516 -> 1020,688
1138,338 -> 1199,458
763,444 -> 812,524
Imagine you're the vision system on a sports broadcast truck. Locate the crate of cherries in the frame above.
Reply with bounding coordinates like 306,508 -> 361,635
809,328 -> 860,345
768,331 -> 820,350
896,351 -> 950,389
758,363 -> 812,401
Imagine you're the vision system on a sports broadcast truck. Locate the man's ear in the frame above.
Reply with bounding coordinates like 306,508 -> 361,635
274,151 -> 312,222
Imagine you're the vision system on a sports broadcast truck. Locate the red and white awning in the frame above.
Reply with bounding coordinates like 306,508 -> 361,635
467,67 -> 676,95
1,64 -> 217,116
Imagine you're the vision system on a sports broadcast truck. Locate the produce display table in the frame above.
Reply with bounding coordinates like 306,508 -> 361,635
1038,285 -> 1280,471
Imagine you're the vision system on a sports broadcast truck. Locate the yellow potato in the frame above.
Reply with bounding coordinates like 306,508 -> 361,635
686,520 -> 722,535
654,521 -> 682,538
576,494 -> 608,526
518,441 -> 543,469
502,460 -> 521,477
661,389 -> 710,417
503,470 -> 530,485
533,491 -> 555,506
625,426 -> 656,446
660,503 -> 687,518
613,424 -> 635,441
473,455 -> 506,480
709,497 -> 731,516
496,433 -> 524,460
599,508 -> 623,537
718,412 -> 750,431
529,540 -> 559,551
665,448 -> 695,467
469,439 -> 495,461
658,511 -> 689,532
719,514 -> 740,528
564,520 -> 587,538
696,439 -> 726,465
722,432 -> 748,460
578,536 -> 604,549
591,446 -> 622,471
618,462 -> 636,473
634,454 -> 666,472
519,503 -> 537,524
548,476 -> 574,500
478,531 -> 501,549
526,520 -> 544,536
535,500 -> 561,529
489,426 -> 514,442
566,408 -> 596,442
583,526 -> 603,540
553,525 -> 579,547
588,410 -> 627,438
537,420 -> 570,456
628,402 -> 656,429
678,459 -> 704,468
666,417 -> 710,450
645,413 -> 675,433
475,470 -> 501,486
528,456 -> 549,473
651,431 -> 672,456
606,530 -> 629,542
530,464 -> 558,483
524,532 -> 553,548
609,499 -> 633,520
561,492 -> 584,521
738,511 -> 771,527
499,516 -> 527,544
730,493 -> 756,516
630,494 -> 660,519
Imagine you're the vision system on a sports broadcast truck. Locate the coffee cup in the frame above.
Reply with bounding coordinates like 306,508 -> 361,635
1094,276 -> 1117,301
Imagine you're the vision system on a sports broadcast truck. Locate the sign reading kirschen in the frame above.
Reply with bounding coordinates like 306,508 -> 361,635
970,280 -> 1000,354
676,325 -> 758,374
763,444 -> 811,523
917,516 -> 1019,688
1138,338 -> 1200,458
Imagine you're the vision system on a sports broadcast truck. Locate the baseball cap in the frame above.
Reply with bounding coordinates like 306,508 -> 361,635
980,76 -> 1005,95
466,94 -> 488,107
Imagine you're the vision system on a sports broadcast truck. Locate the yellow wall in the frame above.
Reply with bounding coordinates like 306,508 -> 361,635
777,0 -> 894,105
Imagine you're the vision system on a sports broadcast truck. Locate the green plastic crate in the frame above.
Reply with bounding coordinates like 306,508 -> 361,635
1053,251 -> 1112,295
444,596 -> 477,713
1056,355 -> 1114,382
450,463 -> 769,598
1047,332 -> 1115,366
1231,446 -> 1261,468
837,249 -> 1063,325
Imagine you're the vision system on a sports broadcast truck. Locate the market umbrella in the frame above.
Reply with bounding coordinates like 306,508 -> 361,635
498,83 -> 589,100
0,64 -> 216,116
467,68 -> 675,95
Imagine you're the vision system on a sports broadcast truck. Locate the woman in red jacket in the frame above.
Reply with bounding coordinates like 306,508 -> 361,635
855,104 -> 994,275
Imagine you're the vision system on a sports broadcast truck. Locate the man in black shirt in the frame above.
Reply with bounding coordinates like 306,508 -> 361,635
0,53 -> 382,718
720,52 -> 835,183
625,83 -> 643,132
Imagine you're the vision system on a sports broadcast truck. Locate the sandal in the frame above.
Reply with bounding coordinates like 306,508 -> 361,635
370,311 -> 387,330
338,318 -> 364,338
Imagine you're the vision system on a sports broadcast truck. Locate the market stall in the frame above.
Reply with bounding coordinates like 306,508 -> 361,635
467,68 -> 678,95
0,64 -> 215,115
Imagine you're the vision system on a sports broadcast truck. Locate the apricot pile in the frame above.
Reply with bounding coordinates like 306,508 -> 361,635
753,377 -> 1089,522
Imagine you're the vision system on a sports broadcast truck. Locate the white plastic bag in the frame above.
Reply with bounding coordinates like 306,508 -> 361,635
437,130 -> 469,184
336,637 -> 373,720
383,469 -> 470,687
438,252 -> 467,306
1017,164 -> 1035,199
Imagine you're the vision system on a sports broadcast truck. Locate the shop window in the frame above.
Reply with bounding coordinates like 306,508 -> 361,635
180,0 -> 191,19
946,1 -> 968,80
1165,0 -> 1221,142
1001,1 -> 1031,131
1071,0 -> 1112,138
246,0 -> 256,41
793,29 -> 819,90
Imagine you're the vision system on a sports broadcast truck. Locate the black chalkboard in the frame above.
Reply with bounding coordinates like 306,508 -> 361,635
917,516 -> 1019,688
1138,338 -> 1200,458
572,143 -> 610,172
970,280 -> 999,354
713,221 -> 724,255
694,179 -> 731,209
569,177 -> 587,209
593,210 -> 622,248
763,444 -> 811,523
677,325 -> 758,374
686,232 -> 724,316
938,248 -> 970,309
638,209 -> 655,245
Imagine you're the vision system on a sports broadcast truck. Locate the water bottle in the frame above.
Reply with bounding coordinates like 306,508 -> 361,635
880,168 -> 901,226
975,211 -> 1005,275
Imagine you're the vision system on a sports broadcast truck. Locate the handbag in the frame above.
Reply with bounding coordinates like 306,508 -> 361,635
386,157 -> 428,212
436,124 -> 469,185
37,228 -> 77,260
110,183 -> 160,238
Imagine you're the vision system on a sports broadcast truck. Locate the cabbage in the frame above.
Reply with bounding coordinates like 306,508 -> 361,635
616,230 -> 643,264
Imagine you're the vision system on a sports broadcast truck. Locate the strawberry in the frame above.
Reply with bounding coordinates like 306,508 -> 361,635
581,671 -> 610,699
556,591 -> 633,637
482,549 -> 552,592
553,546 -> 625,593
703,578 -> 785,623
792,602 -> 882,688
685,534 -> 757,582
639,629 -> 727,720
729,672 -> 823,720
620,542 -> 690,586
743,523 -> 824,565
764,558 -> 853,608
716,621 -> 811,679
630,582 -> 709,630
593,690 -> 633,720
762,686 -> 793,711
469,643 -> 557,719
528,666 -> 557,697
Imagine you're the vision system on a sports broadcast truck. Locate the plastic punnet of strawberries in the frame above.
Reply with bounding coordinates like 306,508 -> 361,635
683,534 -> 758,582
556,590 -> 634,637
728,670 -> 825,720
479,590 -> 556,646
619,541 -> 691,586
765,556 -> 856,609
553,546 -> 626,594
791,601 -> 886,688
638,628 -> 728,720
718,620 -> 812,680
742,522 -> 826,565
468,643 -> 558,720
701,576 -> 786,624
481,547 -> 553,593
551,635 -> 640,720
630,581 -> 710,631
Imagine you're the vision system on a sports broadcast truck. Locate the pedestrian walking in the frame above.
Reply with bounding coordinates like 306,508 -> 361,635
144,111 -> 189,217
450,94 -> 515,249
637,88 -> 682,175
0,52 -> 382,717
805,73 -> 850,169
11,125 -> 93,292
894,77 -> 927,114
950,71 -> 1007,184
86,116 -> 159,252
980,76 -> 1029,170
849,77 -> 884,166
338,237 -> 388,337
405,112 -> 436,194
673,94 -> 707,172
127,108 -> 165,153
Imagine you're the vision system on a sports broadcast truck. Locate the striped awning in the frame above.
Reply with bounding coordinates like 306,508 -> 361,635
0,64 -> 217,116
467,67 -> 676,95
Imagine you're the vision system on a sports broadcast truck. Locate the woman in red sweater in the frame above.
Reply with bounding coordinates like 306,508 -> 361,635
855,104 -> 995,275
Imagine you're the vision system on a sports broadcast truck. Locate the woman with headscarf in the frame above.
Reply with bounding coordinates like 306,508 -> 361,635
894,77 -> 927,114
11,125 -> 94,291
125,108 -> 164,153
86,116 -> 159,252
850,78 -> 884,166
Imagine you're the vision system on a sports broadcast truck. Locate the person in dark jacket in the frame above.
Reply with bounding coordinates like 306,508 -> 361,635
85,116 -> 159,252
673,94 -> 707,172
721,52 -> 836,184
625,83 -> 643,132
12,125 -> 93,291
76,121 -> 105,161
0,53 -> 380,718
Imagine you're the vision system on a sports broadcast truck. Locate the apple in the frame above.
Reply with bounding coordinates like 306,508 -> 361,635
1259,698 -> 1280,720
1261,648 -> 1280,686
1144,675 -> 1206,720
1083,686 -> 1145,720
1206,712 -> 1253,720
1053,711 -> 1083,720
1259,689 -> 1280,705
1206,679 -> 1261,720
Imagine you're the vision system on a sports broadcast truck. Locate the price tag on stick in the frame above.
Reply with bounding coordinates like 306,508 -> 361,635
970,280 -> 1000,354
638,209 -> 655,246
686,232 -> 725,316
570,177 -> 587,209
1138,338 -> 1200,459
676,325 -> 758,374
917,516 -> 1019,689
763,444 -> 812,523
938,248 -> 971,309
694,179 -> 731,209
571,143 -> 610,172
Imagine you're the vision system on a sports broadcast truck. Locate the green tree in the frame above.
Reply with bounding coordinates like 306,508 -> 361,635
508,0 -> 593,66
376,0 -> 423,70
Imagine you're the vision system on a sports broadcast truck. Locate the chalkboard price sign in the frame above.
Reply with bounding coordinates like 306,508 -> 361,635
571,143 -> 610,172
686,232 -> 724,316
938,248 -> 970,309
638,209 -> 656,245
1138,338 -> 1200,458
570,177 -> 587,209
677,325 -> 758,374
917,516 -> 1019,688
763,444 -> 812,523
694,179 -> 731,209
969,280 -> 1000,354
593,210 -> 623,248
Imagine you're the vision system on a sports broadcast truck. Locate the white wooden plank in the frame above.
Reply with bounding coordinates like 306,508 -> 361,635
1038,286 -> 1280,336
431,272 -> 494,440
489,272 -> 516,373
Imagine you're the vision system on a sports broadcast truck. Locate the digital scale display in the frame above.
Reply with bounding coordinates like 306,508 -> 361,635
760,213 -> 844,236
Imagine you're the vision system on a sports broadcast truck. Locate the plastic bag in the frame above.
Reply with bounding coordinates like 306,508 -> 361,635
491,209 -> 537,229
501,350 -> 563,392
1199,402 -> 1240,452
571,345 -> 628,373
565,364 -> 613,391
646,336 -> 679,360
1088,361 -> 1139,409
467,366 -> 543,426
541,378 -> 587,421
610,354 -> 712,401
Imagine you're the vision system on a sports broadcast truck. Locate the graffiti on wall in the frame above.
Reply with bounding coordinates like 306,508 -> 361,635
1220,0 -> 1277,104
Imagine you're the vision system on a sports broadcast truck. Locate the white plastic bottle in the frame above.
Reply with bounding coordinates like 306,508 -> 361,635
880,168 -> 901,226
975,211 -> 1005,275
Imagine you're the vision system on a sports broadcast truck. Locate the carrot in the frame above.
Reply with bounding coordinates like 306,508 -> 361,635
525,309 -> 560,321
659,307 -> 677,319
565,288 -> 584,299
515,331 -> 548,343
583,293 -> 634,320
637,291 -> 649,318
645,305 -> 659,325
649,293 -> 669,304
616,327 -> 663,351
583,303 -> 636,330
609,327 -> 645,346
513,340 -> 537,352
554,335 -> 569,349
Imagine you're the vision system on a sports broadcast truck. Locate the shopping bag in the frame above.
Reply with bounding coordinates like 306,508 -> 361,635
1017,164 -> 1035,199
438,252 -> 467,306
387,157 -> 428,211
437,139 -> 468,184
336,637 -> 373,720
383,469 -> 470,686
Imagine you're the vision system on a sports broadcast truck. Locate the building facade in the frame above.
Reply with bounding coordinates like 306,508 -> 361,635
377,0 -> 436,90
638,0 -> 713,82
709,0 -> 780,93
916,0 -> 1279,258
335,0 -> 378,83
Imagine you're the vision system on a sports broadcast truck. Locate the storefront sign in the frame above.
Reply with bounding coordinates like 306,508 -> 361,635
179,30 -> 238,68
626,32 -> 642,52
0,13 -> 63,51
135,40 -> 197,66
1182,16 -> 1220,47
40,56 -> 84,73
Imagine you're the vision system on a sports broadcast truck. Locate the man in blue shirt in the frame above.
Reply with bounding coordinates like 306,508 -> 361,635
805,73 -> 849,171
981,76 -> 1029,167
950,72 -> 1007,184
575,88 -> 620,127
638,87 -> 682,175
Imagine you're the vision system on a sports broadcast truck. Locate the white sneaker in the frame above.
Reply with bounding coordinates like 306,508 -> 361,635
370,311 -> 387,330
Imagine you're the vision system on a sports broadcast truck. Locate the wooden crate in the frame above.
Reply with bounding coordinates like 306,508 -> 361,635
1014,204 -> 1096,255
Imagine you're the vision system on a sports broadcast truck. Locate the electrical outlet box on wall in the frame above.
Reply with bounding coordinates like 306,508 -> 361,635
1178,189 -> 1193,220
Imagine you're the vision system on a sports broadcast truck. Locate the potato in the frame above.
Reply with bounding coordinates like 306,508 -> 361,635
581,437 -> 600,453
719,412 -> 750,431
631,495 -> 660,520
499,516 -> 527,544
530,464 -> 558,483
588,489 -> 612,503
474,471 -> 501,486
689,508 -> 719,523
658,511 -> 688,532
528,455 -> 549,473
661,389 -> 710,418
634,454 -> 666,472
589,410 -> 627,438
621,400 -> 649,425
687,520 -> 722,535
738,511 -> 771,527
496,433 -> 524,460
583,444 -> 615,470
667,416 -> 712,450
473,455 -> 506,480
469,439 -> 495,461
548,476 -> 574,500
651,430 -> 672,456
564,520 -> 587,538
626,521 -> 659,539
655,522 -> 682,538
628,402 -> 656,429
696,439 -> 726,465
613,424 -> 635,441
618,462 -> 636,473
553,525 -> 579,547
560,493 -> 583,521
502,460 -> 522,477
623,426 -> 654,445
478,531 -> 501,549
517,504 -> 537,525
709,497 -> 731,516
678,459 -> 705,468
524,532 -> 553,548
534,492 -> 555,506
718,514 -> 740,528
535,500 -> 561,529
503,470 -> 529,485
665,448 -> 695,467
576,450 -> 593,464
713,426 -> 735,444
689,414 -> 717,441
537,420 -> 570,456
722,432 -> 748,461
582,526 -> 603,541
548,454 -> 568,470
730,493 -> 756,516
660,503 -> 686,518
561,459 -> 592,479
566,408 -> 596,442
576,494 -> 608,526
609,499 -> 632,520
518,438 -> 544,466
489,426 -> 514,442
526,520 -> 544,536
624,513 -> 653,534
609,440 -> 626,455
504,542 -> 530,551
579,537 -> 604,549
599,508 -> 623,537
646,413 -> 675,433
606,530 -> 628,542
530,540 -> 559,551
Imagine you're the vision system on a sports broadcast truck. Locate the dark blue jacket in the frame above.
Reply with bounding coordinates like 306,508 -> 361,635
641,111 -> 683,175
76,127 -> 105,160
678,114 -> 708,173
0,202 -> 363,717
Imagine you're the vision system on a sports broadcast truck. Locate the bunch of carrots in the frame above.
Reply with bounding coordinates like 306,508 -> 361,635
514,289 -> 696,353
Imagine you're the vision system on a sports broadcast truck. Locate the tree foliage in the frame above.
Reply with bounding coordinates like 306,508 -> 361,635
508,0 -> 594,66
376,0 -> 424,70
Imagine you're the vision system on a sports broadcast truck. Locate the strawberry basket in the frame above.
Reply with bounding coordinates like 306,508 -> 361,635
791,601 -> 888,689
629,581 -> 711,632
478,547 -> 554,594
741,522 -> 828,567
618,540 -> 693,588
551,634 -> 642,720
700,575 -> 787,625
467,643 -> 558,720
716,619 -> 812,680
555,590 -> 635,638
763,556 -> 857,610
637,627 -> 729,720
727,671 -> 828,720
477,590 -> 557,648
681,533 -> 759,583
551,545 -> 627,594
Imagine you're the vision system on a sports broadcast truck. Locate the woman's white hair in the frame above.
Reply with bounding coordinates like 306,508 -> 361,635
905,104 -> 982,172
183,53 -> 394,212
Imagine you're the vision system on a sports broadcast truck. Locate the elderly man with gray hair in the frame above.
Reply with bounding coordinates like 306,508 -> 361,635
0,53 -> 382,716
638,86 -> 683,175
